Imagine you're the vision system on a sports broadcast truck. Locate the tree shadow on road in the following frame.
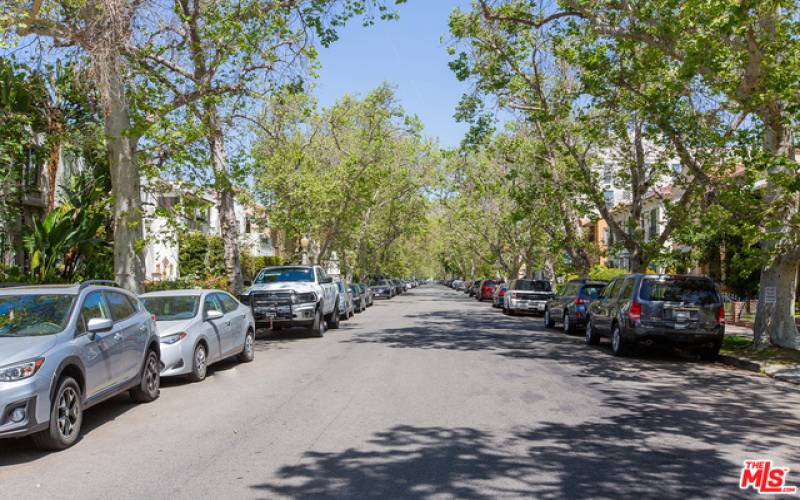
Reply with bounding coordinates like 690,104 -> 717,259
249,423 -> 748,499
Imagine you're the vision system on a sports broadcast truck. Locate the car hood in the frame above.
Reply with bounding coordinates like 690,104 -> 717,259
155,319 -> 195,337
246,282 -> 317,294
0,335 -> 59,366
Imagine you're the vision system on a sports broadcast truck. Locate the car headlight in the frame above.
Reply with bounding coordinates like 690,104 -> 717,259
239,293 -> 251,305
0,358 -> 45,382
160,332 -> 188,345
292,292 -> 317,304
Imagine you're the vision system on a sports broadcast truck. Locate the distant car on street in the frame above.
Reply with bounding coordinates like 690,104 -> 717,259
503,279 -> 554,315
140,290 -> 255,382
476,279 -> 499,302
335,279 -> 355,320
349,283 -> 366,313
370,279 -> 395,299
544,280 -> 607,333
0,281 -> 161,450
585,274 -> 725,359
492,283 -> 508,308
358,283 -> 374,307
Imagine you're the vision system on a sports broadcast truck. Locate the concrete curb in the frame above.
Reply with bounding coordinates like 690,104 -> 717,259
718,354 -> 800,385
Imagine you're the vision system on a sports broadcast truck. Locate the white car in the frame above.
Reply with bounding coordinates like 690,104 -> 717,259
140,290 -> 255,382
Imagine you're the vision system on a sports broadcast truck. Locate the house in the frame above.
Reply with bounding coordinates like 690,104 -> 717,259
142,181 -> 278,282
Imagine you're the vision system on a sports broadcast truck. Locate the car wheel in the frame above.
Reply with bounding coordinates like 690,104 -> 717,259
327,300 -> 341,329
544,309 -> 555,328
130,350 -> 161,403
563,313 -> 574,335
585,319 -> 600,346
698,342 -> 721,362
611,324 -> 630,357
187,343 -> 208,382
32,376 -> 83,451
238,329 -> 255,363
311,307 -> 324,337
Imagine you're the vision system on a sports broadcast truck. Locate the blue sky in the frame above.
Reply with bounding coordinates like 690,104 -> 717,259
314,0 -> 473,148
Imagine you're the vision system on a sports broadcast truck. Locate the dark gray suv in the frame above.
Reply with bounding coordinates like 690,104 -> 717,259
0,281 -> 161,450
585,274 -> 725,359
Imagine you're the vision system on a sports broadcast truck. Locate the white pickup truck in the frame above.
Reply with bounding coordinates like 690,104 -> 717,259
239,265 -> 341,336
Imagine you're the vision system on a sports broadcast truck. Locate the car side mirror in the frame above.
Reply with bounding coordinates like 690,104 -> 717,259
322,276 -> 333,284
87,318 -> 113,335
206,309 -> 224,321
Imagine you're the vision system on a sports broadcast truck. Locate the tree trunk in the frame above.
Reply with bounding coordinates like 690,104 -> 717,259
103,67 -> 144,293
206,116 -> 243,292
753,116 -> 799,349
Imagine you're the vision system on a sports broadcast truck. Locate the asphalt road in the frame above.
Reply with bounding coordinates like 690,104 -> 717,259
2,286 -> 799,499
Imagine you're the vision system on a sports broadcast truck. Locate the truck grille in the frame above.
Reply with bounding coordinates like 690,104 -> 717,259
252,291 -> 293,308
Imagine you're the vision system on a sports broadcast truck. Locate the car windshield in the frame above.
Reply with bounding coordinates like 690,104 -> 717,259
483,280 -> 497,286
639,278 -> 719,305
255,267 -> 314,284
581,285 -> 605,299
515,280 -> 552,292
0,294 -> 75,337
142,296 -> 200,321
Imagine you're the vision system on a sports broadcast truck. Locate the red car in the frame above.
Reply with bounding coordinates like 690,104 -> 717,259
476,279 -> 499,301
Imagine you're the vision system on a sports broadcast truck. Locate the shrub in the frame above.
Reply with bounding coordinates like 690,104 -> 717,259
240,252 -> 284,280
178,231 -> 225,279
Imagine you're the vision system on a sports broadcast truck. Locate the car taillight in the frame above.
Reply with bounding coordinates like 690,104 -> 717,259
629,302 -> 642,321
575,297 -> 589,305
718,306 -> 726,325
499,290 -> 505,297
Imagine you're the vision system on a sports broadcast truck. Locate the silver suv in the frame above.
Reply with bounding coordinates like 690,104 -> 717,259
0,281 -> 161,450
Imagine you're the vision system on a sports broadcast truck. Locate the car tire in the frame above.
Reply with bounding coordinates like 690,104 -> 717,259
610,324 -> 630,357
327,300 -> 341,329
544,309 -> 555,328
187,343 -> 208,382
563,313 -> 574,335
585,319 -> 600,346
698,342 -> 721,362
32,376 -> 83,451
130,350 -> 161,403
311,307 -> 324,338
237,329 -> 255,363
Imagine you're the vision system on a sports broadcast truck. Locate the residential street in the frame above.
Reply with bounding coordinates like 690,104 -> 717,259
1,286 -> 799,499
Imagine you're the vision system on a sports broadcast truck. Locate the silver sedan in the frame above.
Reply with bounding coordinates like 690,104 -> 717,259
140,289 -> 255,382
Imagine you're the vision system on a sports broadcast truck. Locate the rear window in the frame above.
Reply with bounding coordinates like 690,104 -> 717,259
483,280 -> 497,286
580,285 -> 605,299
515,280 -> 552,292
639,278 -> 719,305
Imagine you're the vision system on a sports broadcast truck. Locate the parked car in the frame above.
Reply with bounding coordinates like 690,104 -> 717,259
239,265 -> 340,336
370,279 -> 395,299
503,279 -> 554,315
585,274 -> 725,359
476,279 -> 499,302
467,280 -> 481,297
544,280 -> 607,333
140,290 -> 255,382
349,283 -> 366,313
492,283 -> 508,308
358,283 -> 374,307
0,281 -> 161,450
335,279 -> 355,320
392,279 -> 405,296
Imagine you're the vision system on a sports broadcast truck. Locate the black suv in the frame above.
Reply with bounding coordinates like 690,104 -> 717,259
585,274 -> 725,359
544,279 -> 607,333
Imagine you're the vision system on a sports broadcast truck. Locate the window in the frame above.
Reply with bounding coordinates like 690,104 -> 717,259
580,284 -> 605,299
648,209 -> 659,240
105,292 -> 136,322
514,280 -> 552,291
671,162 -> 682,174
603,164 -> 614,184
79,292 -> 111,332
244,218 -> 252,234
620,278 -> 635,300
315,268 -> 324,283
217,293 -> 239,313
604,190 -> 615,208
0,294 -> 75,337
142,296 -> 200,321
204,294 -> 224,316
639,278 -> 719,305
605,279 -> 622,300
255,267 -> 314,283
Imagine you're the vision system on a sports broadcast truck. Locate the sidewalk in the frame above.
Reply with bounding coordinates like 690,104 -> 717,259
721,324 -> 800,385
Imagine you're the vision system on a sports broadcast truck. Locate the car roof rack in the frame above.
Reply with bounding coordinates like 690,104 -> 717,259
78,280 -> 121,290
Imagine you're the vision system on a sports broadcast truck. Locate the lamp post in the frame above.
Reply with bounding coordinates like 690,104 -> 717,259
300,236 -> 310,265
